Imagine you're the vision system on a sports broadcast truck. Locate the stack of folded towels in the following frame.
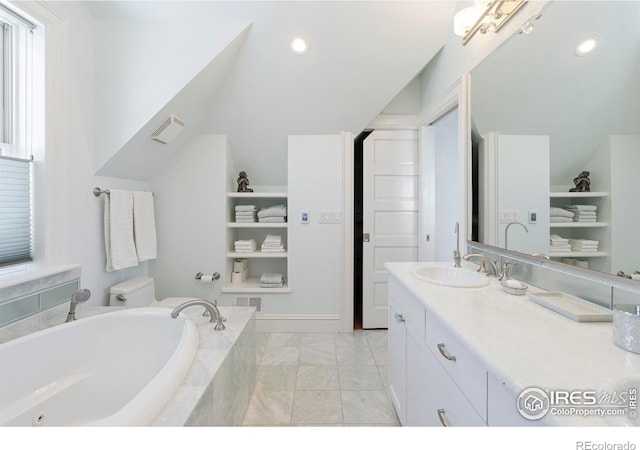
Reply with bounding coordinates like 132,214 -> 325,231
258,204 -> 287,223
550,207 -> 574,223
569,238 -> 599,252
234,239 -> 257,253
565,205 -> 597,222
261,234 -> 285,253
549,234 -> 571,253
259,272 -> 285,288
235,205 -> 257,223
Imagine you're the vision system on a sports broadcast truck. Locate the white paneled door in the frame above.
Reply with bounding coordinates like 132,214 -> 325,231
363,129 -> 419,329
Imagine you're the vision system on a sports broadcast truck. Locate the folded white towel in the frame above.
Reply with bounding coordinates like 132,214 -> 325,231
105,190 -> 139,272
551,216 -> 573,223
550,234 -> 568,241
569,239 -> 599,245
133,191 -> 157,262
259,217 -> 286,223
574,218 -> 597,222
258,204 -> 287,219
262,234 -> 282,244
260,272 -> 284,287
235,219 -> 257,223
235,211 -> 257,217
235,205 -> 257,212
565,205 -> 597,211
550,207 -> 575,218
235,239 -> 257,246
573,211 -> 596,216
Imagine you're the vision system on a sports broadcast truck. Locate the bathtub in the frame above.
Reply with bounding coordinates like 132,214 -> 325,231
0,307 -> 199,426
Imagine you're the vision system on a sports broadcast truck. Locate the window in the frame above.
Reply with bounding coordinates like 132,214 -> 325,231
0,4 -> 35,268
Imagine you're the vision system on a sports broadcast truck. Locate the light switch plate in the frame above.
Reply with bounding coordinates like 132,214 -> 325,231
301,211 -> 309,224
319,210 -> 341,224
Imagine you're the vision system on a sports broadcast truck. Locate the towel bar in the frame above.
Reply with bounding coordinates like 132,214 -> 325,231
93,187 -> 154,197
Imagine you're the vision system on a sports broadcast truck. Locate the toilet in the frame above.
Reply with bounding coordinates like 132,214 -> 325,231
109,276 -> 159,307
109,276 -> 196,309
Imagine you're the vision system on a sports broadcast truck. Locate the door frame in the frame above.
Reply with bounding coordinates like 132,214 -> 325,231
339,77 -> 471,333
418,76 -> 472,254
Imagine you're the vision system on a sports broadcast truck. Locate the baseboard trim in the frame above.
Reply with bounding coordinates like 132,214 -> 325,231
255,314 -> 342,333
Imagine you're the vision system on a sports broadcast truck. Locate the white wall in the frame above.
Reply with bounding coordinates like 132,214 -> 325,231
285,135 -> 343,320
497,135 -> 549,254
148,135 -> 229,301
15,2 -> 151,306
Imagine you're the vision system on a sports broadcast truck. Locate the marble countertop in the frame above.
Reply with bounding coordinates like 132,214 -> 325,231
386,261 -> 640,426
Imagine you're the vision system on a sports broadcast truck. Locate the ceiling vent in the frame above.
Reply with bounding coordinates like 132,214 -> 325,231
149,115 -> 186,144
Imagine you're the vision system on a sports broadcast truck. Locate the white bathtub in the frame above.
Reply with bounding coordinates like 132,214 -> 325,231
0,307 -> 199,426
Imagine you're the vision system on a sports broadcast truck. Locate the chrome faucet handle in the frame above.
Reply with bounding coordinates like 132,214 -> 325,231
499,260 -> 517,281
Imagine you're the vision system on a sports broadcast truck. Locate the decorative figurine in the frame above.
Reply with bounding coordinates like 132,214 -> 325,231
569,171 -> 591,192
237,171 -> 253,193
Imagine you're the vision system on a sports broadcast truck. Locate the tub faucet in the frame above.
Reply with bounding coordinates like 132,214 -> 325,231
453,222 -> 461,268
65,289 -> 91,323
170,299 -> 226,331
463,253 -> 499,277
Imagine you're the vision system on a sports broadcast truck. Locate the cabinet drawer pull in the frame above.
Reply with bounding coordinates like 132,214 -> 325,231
394,313 -> 406,324
437,408 -> 451,427
437,343 -> 456,361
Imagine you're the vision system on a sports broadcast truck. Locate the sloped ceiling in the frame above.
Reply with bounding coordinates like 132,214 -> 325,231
86,1 -> 456,184
471,1 -> 640,186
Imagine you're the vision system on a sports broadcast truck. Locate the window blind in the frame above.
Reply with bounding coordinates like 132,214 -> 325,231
0,155 -> 32,266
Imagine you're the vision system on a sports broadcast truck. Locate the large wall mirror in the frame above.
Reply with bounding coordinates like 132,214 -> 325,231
470,0 -> 640,277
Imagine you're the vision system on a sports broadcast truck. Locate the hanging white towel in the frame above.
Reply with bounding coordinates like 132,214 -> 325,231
133,191 -> 157,262
104,190 -> 139,272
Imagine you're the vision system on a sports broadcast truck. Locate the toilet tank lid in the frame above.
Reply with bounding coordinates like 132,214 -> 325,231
110,277 -> 154,295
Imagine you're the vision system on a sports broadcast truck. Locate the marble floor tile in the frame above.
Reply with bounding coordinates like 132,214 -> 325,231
341,390 -> 400,425
296,365 -> 340,391
291,390 -> 343,424
300,333 -> 336,348
336,344 -> 376,366
338,365 -> 385,391
299,343 -> 337,366
370,344 -> 388,366
242,330 -> 396,427
365,331 -> 388,348
266,332 -> 303,348
254,365 -> 298,391
260,346 -> 300,366
242,390 -> 294,425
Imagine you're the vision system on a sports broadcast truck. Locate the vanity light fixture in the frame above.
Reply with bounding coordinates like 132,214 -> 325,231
289,33 -> 309,55
575,34 -> 599,56
454,0 -> 528,46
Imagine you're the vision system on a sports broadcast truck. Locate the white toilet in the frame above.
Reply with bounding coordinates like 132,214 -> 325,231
109,277 -> 197,309
109,277 -> 159,307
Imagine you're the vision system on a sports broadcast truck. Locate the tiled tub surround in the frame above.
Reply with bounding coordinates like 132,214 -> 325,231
0,265 -> 81,327
0,301 -> 256,427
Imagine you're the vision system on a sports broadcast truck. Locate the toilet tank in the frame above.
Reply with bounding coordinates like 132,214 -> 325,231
109,277 -> 156,307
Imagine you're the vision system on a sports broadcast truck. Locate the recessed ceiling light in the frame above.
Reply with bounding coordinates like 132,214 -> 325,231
289,33 -> 309,55
575,34 -> 599,56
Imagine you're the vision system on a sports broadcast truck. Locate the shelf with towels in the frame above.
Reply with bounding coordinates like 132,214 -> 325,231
548,190 -> 610,271
225,191 -> 290,295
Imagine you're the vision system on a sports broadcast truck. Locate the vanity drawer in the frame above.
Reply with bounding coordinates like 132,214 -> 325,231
424,311 -> 487,421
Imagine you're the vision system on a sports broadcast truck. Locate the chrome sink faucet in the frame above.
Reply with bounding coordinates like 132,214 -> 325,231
505,221 -> 529,250
453,222 -> 461,268
463,253 -> 499,277
171,299 -> 226,331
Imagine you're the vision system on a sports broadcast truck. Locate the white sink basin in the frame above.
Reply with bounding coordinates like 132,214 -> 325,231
411,266 -> 490,288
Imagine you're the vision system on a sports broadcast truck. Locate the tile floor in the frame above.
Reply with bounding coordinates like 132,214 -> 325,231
242,330 -> 400,426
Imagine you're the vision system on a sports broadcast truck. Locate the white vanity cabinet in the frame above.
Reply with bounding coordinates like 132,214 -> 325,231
388,277 -> 486,426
